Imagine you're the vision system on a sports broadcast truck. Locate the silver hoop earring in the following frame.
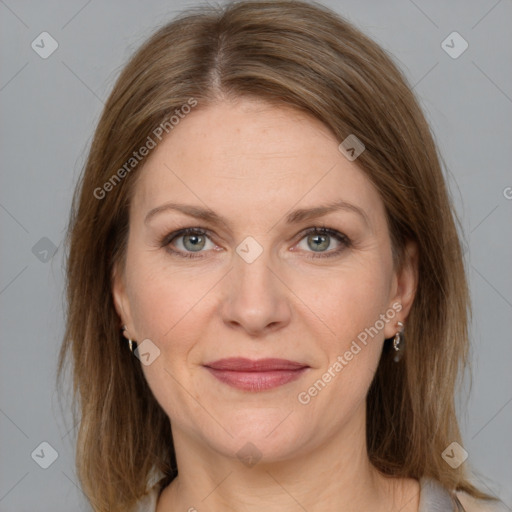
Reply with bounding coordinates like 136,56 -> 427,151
393,321 -> 404,362
122,325 -> 137,353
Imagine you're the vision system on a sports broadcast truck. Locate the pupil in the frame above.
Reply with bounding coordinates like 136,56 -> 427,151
186,235 -> 203,251
311,234 -> 328,251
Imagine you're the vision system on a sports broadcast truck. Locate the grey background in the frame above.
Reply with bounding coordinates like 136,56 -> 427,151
0,0 -> 511,510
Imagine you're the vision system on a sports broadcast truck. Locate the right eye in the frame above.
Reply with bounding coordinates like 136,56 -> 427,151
161,228 -> 217,259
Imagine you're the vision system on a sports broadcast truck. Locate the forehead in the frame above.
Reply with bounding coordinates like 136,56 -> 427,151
131,99 -> 384,227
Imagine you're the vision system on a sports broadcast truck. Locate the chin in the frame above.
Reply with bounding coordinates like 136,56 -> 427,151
202,407 -> 315,463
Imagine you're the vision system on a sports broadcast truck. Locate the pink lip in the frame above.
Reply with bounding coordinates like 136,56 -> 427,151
204,358 -> 309,391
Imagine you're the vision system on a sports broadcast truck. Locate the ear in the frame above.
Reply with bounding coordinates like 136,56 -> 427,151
111,261 -> 134,341
383,239 -> 419,339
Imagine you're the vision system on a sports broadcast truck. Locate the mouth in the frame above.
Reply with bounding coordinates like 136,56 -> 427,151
203,358 -> 309,392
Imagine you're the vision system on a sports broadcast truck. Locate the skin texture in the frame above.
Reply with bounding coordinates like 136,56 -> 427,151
113,98 -> 420,511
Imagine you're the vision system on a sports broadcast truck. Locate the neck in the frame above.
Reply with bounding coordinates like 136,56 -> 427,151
157,409 -> 419,512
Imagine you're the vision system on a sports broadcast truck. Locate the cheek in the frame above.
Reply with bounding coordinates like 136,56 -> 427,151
125,263 -> 206,424
301,258 -> 393,343
126,248 -> 216,342
296,257 -> 392,403
296,270 -> 389,428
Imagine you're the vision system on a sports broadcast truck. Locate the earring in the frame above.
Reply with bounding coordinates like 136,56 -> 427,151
122,325 -> 137,353
393,321 -> 404,362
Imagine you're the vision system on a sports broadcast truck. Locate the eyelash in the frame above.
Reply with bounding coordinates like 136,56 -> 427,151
160,226 -> 351,260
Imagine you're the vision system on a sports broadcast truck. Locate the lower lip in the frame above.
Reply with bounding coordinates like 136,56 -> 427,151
205,367 -> 308,391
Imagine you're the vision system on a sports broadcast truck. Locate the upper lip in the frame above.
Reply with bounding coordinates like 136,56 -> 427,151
204,358 -> 308,371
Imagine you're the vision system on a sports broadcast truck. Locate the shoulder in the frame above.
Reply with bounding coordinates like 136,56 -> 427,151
455,491 -> 510,512
130,468 -> 167,512
130,486 -> 159,512
419,477 -> 508,512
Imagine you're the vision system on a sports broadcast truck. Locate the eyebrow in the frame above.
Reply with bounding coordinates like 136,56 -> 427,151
144,199 -> 370,229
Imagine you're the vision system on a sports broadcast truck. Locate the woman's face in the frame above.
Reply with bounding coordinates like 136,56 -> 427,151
113,98 -> 416,463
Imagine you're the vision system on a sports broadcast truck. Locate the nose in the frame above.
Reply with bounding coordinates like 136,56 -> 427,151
220,245 -> 292,337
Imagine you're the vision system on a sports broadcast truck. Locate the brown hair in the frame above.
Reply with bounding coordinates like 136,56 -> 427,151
57,1 -> 493,510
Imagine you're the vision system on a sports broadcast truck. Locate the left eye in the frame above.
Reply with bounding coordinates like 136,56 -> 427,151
162,227 -> 350,259
294,227 -> 350,258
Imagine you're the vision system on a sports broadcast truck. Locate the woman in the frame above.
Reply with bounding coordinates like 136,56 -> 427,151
58,1 -> 507,511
